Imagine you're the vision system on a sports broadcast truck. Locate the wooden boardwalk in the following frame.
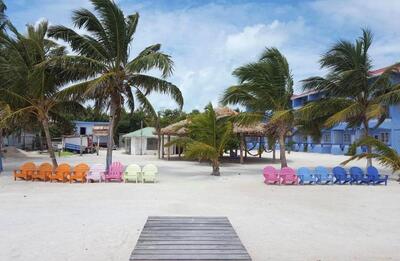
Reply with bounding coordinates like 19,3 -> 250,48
130,216 -> 252,261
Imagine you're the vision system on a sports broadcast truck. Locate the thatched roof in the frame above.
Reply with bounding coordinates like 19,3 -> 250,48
159,119 -> 189,136
160,107 -> 267,137
214,107 -> 238,118
233,122 -> 269,136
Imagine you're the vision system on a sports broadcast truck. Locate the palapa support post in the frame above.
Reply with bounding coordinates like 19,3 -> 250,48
244,135 -> 247,159
167,135 -> 171,160
239,133 -> 244,164
161,135 -> 165,159
259,136 -> 262,158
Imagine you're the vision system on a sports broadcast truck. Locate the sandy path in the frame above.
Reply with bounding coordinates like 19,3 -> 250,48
0,150 -> 399,261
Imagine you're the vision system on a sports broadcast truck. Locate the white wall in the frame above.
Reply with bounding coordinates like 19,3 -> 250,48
129,137 -> 157,155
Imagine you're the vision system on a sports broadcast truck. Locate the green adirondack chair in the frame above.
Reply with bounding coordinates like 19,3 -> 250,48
124,164 -> 142,183
142,164 -> 157,183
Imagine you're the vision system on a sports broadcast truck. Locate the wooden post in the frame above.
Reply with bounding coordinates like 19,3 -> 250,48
167,135 -> 171,160
259,136 -> 262,158
157,133 -> 161,159
161,135 -> 165,159
97,136 -> 100,156
239,134 -> 244,164
244,135 -> 247,159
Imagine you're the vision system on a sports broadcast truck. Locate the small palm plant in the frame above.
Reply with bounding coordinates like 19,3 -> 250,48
342,137 -> 400,179
170,103 -> 233,176
48,0 -> 183,168
302,29 -> 400,166
221,48 -> 293,167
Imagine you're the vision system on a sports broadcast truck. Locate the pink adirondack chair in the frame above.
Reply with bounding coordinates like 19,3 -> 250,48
87,164 -> 106,183
104,162 -> 124,182
280,167 -> 298,185
263,166 -> 280,185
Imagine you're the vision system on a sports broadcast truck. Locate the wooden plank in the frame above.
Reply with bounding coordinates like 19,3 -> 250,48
131,254 -> 251,260
137,241 -> 243,245
130,216 -> 251,261
134,250 -> 248,253
134,245 -> 246,250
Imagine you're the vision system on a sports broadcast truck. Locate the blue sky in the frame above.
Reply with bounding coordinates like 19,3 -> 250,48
5,0 -> 400,111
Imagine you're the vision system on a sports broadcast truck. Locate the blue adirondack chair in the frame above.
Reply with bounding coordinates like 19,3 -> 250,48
314,166 -> 334,184
367,166 -> 388,185
332,166 -> 352,184
297,167 -> 317,185
349,167 -> 370,185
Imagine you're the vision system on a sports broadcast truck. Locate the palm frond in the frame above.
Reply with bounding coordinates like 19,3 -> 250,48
129,74 -> 183,109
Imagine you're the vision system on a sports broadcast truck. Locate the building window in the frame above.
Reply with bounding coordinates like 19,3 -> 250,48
323,133 -> 331,143
80,127 -> 86,135
302,136 -> 308,142
146,138 -> 158,150
343,134 -> 351,143
380,132 -> 390,143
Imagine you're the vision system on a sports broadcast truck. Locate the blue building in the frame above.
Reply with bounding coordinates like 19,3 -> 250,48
71,121 -> 109,146
291,65 -> 400,155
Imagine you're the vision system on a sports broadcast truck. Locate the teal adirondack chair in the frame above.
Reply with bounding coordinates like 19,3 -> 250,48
142,164 -> 157,183
124,164 -> 142,183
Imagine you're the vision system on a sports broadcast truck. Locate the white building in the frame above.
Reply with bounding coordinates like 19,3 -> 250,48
123,127 -> 158,155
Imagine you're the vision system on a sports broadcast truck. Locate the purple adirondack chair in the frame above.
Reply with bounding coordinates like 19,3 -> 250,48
104,162 -> 124,182
87,164 -> 106,183
263,166 -> 280,185
280,167 -> 298,185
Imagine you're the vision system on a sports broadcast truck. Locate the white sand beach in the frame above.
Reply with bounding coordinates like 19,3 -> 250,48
0,150 -> 399,261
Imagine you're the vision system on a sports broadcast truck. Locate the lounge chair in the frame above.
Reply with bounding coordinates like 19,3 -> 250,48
124,164 -> 142,183
349,166 -> 370,185
14,162 -> 36,181
280,167 -> 298,185
314,166 -> 334,184
49,163 -> 71,183
32,163 -> 52,182
142,164 -> 157,183
70,163 -> 89,183
367,166 -> 388,186
263,166 -> 280,185
297,167 -> 317,185
104,162 -> 123,182
332,166 -> 352,184
87,164 -> 105,183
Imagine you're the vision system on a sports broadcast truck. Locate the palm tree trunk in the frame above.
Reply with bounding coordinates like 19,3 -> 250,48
211,159 -> 220,176
42,118 -> 58,167
363,120 -> 372,167
106,98 -> 118,169
278,133 -> 287,168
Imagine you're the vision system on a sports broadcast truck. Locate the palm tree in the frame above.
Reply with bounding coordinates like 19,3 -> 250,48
169,103 -> 232,176
0,21 -> 85,166
221,48 -> 293,168
0,0 -> 7,29
342,136 -> 400,180
48,0 -> 183,168
302,29 -> 400,166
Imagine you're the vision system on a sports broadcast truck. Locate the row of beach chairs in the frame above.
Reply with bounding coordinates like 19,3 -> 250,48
14,162 -> 157,183
263,166 -> 388,185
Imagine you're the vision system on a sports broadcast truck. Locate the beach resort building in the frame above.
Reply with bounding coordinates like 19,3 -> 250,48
122,127 -> 159,155
291,65 -> 400,155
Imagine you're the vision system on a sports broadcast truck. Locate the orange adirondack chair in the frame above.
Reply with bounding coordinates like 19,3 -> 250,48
32,163 -> 53,182
70,163 -> 89,183
14,162 -> 36,181
49,163 -> 71,183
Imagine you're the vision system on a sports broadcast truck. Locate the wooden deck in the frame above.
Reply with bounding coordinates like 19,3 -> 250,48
130,216 -> 252,261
